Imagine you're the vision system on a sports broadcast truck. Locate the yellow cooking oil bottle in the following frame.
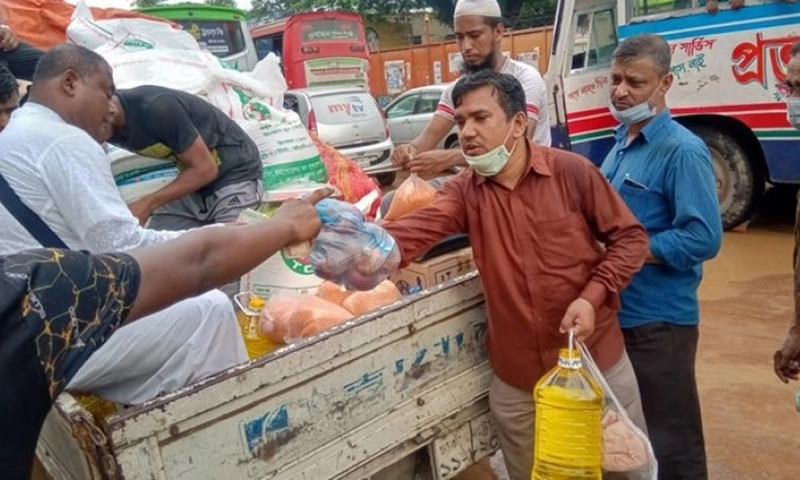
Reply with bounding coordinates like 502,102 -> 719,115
235,293 -> 277,359
532,344 -> 603,480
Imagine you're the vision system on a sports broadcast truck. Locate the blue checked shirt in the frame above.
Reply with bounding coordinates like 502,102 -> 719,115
601,110 -> 722,327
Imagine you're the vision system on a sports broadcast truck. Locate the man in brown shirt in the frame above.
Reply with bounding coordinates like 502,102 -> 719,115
383,70 -> 649,480
774,42 -> 800,384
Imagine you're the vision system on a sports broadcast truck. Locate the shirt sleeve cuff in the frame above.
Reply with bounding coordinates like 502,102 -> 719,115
580,280 -> 620,312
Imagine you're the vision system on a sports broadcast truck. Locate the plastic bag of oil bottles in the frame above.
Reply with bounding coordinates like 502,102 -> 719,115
533,331 -> 657,480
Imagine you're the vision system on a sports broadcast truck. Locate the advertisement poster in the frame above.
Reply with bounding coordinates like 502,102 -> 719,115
433,61 -> 442,84
384,60 -> 406,95
448,52 -> 463,73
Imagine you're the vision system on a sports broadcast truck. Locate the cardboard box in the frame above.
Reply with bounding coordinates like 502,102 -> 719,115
389,247 -> 476,296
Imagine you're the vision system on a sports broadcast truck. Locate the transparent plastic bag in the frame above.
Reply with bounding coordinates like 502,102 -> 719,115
259,292 -> 353,344
311,199 -> 401,291
341,280 -> 401,317
383,173 -> 436,221
579,343 -> 658,479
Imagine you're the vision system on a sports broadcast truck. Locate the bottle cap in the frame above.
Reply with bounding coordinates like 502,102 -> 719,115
557,347 -> 582,369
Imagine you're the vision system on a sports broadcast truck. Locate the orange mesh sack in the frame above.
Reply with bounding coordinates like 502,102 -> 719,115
260,294 -> 354,343
341,280 -> 402,317
312,136 -> 382,219
383,173 -> 437,221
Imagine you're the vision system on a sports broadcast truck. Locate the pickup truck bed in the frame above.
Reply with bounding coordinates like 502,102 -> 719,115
37,273 -> 496,480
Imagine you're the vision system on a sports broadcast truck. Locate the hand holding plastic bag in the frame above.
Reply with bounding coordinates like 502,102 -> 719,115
580,343 -> 658,479
311,199 -> 400,291
383,173 -> 436,221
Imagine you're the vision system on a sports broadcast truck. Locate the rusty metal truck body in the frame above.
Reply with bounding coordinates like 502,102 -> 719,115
37,273 -> 496,480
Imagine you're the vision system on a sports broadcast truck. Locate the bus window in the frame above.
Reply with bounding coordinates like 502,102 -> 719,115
570,9 -> 618,72
254,34 -> 283,60
632,0 -> 699,17
301,19 -> 363,43
177,20 -> 246,57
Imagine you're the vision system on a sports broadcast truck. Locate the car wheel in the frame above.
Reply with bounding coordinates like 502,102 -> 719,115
689,125 -> 763,230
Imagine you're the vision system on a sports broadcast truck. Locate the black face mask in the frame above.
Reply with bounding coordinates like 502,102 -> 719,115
461,54 -> 495,75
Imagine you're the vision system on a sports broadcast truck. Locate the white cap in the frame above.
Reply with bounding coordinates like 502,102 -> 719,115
454,0 -> 502,19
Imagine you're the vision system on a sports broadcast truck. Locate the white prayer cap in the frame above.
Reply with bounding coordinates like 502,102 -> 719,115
454,0 -> 502,19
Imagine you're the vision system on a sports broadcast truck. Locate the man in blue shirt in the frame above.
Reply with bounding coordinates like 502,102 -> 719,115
774,42 -> 800,383
600,34 -> 722,480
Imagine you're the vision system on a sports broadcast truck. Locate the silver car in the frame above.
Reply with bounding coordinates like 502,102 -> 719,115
283,88 -> 397,186
384,85 -> 461,150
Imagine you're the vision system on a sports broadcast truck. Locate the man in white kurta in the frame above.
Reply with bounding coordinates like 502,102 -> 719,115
0,75 -> 247,404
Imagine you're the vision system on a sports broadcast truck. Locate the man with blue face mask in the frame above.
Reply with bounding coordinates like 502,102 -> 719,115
773,42 -> 800,385
600,34 -> 723,480
383,70 -> 650,480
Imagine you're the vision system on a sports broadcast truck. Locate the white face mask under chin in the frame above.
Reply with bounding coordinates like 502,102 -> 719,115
462,123 -> 520,177
609,84 -> 664,125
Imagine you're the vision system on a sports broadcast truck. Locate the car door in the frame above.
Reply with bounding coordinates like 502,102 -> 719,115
410,90 -> 442,141
385,93 -> 420,145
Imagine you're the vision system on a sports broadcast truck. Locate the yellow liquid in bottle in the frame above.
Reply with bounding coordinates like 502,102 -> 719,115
236,296 -> 277,359
532,349 -> 603,480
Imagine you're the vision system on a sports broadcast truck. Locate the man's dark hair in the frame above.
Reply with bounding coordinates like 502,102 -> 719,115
32,44 -> 108,83
792,41 -> 800,58
0,64 -> 18,104
613,34 -> 672,77
452,70 -> 526,120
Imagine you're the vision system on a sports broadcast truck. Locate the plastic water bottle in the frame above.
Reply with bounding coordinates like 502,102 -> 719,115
532,333 -> 603,479
235,293 -> 277,359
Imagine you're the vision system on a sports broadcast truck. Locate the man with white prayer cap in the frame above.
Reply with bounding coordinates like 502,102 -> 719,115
390,0 -> 551,177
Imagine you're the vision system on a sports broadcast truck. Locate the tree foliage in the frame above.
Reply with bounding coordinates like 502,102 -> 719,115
206,0 -> 238,7
248,0 -> 556,28
131,0 -> 165,9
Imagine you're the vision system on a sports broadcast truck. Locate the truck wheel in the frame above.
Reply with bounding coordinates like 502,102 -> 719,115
689,125 -> 762,230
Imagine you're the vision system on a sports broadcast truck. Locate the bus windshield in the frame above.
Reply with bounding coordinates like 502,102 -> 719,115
176,20 -> 247,57
138,4 -> 257,71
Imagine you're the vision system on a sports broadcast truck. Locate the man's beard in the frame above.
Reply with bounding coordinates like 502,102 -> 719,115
461,55 -> 494,75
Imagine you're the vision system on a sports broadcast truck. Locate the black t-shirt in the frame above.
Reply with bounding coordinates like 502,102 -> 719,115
0,249 -> 140,480
110,85 -> 262,196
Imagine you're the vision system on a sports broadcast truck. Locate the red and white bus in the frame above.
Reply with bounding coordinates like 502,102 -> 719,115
250,12 -> 371,91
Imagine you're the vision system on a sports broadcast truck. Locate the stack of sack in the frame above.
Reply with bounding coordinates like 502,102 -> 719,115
67,1 -> 383,299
